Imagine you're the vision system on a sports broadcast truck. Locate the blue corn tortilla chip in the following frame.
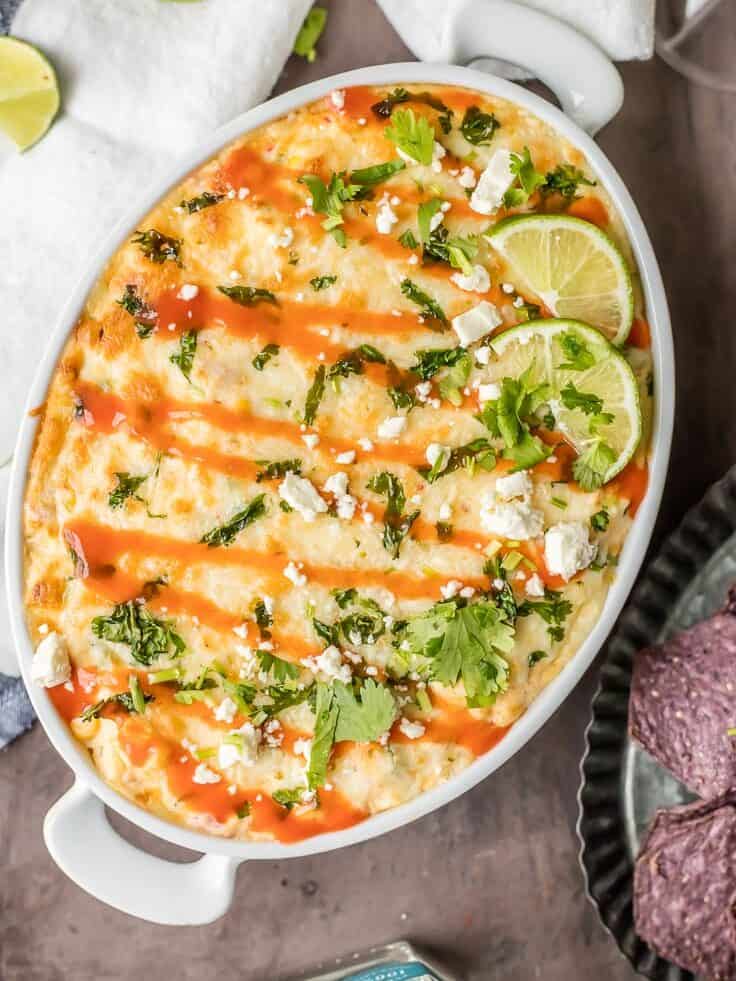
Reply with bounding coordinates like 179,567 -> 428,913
629,586 -> 736,799
634,794 -> 736,979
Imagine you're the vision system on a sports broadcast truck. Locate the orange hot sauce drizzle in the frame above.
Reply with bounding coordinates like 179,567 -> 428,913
391,695 -> 509,757
567,196 -> 609,229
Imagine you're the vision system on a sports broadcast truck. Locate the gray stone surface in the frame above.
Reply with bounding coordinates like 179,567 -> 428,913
4,1 -> 736,979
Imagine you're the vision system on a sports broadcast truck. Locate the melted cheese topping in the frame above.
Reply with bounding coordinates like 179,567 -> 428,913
23,85 -> 653,843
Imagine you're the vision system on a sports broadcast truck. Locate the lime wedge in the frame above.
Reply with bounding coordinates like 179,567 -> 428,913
486,214 -> 634,346
488,319 -> 641,484
0,37 -> 60,151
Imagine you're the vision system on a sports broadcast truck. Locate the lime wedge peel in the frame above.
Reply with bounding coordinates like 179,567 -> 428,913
0,37 -> 60,151
486,214 -> 634,346
488,319 -> 642,483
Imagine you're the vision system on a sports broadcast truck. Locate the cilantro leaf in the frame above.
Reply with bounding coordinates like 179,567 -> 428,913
502,147 -> 545,208
200,494 -> 267,547
252,343 -> 279,371
178,191 -> 225,213
367,471 -> 419,559
116,285 -> 158,338
398,228 -> 418,249
92,601 -> 185,666
559,331 -> 595,371
293,6 -> 327,62
418,437 -> 495,483
132,229 -> 181,265
398,599 -> 514,707
517,590 -> 573,643
437,350 -> 471,406
460,105 -> 500,146
333,679 -> 397,742
573,440 -> 616,491
298,171 -> 361,247
303,364 -> 326,425
169,329 -> 197,383
309,275 -> 337,291
108,472 -> 147,510
350,160 -> 406,186
411,346 -> 467,380
542,164 -> 595,200
478,369 -> 552,471
217,285 -> 278,307
560,382 -> 605,417
256,650 -> 299,684
400,278 -> 447,326
385,109 -> 434,166
307,682 -> 339,789
418,198 -> 443,244
255,459 -> 301,482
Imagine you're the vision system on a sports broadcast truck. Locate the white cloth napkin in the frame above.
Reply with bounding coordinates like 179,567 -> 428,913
377,0 -> 655,64
0,0 -> 311,674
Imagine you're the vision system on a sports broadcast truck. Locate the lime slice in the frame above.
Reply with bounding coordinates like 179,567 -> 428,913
488,319 -> 641,483
0,37 -> 60,151
486,214 -> 634,346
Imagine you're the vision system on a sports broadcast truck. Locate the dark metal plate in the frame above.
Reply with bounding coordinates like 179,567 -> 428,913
577,465 -> 736,980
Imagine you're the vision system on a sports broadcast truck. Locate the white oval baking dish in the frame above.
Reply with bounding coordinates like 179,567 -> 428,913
4,0 -> 674,925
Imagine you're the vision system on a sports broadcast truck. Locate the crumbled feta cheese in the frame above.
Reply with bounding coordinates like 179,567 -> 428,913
458,166 -> 477,188
440,580 -> 463,599
336,494 -> 357,521
525,573 -> 545,598
451,301 -> 502,345
429,209 -> 444,233
501,282 -> 515,295
268,227 -> 294,249
362,510 -> 375,526
330,89 -> 346,109
233,622 -> 249,639
376,197 -> 399,235
399,717 -> 426,739
414,381 -> 431,402
477,383 -> 501,405
214,696 -> 238,724
450,263 -> 490,294
377,416 -> 407,439
278,473 -> 328,522
293,738 -> 312,759
470,149 -> 515,215
237,722 -> 261,764
324,472 -> 348,497
192,763 -> 221,785
408,254 -> 419,265
475,346 -> 491,366
544,522 -> 596,581
438,502 -> 453,521
304,645 -> 352,684
283,561 -> 307,587
358,437 -> 374,452
425,442 -> 450,473
513,295 -> 525,308
459,586 -> 476,599
431,141 -> 446,173
238,187 -> 250,200
495,470 -> 532,501
336,450 -> 355,465
217,743 -> 241,769
302,433 -> 320,450
177,283 -> 199,301
31,632 -> 71,688
480,496 -> 544,540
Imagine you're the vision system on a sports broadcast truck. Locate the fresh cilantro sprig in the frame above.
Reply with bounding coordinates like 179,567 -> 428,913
418,199 -> 478,276
396,598 -> 514,707
367,471 -> 420,559
400,278 -> 447,326
503,147 -> 545,208
542,163 -> 595,201
298,172 -> 362,247
385,109 -> 435,166
478,366 -> 553,471
92,601 -> 185,666
200,494 -> 267,547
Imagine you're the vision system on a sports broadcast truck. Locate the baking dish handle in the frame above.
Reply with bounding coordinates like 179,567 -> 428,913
44,780 -> 242,925
446,0 -> 624,135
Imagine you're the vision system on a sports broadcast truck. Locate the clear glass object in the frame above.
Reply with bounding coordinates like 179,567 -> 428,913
656,0 -> 736,93
289,941 -> 457,981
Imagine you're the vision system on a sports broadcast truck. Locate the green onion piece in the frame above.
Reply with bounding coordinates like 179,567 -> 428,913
148,667 -> 182,684
129,675 -> 146,714
194,747 -> 217,760
501,550 -> 524,572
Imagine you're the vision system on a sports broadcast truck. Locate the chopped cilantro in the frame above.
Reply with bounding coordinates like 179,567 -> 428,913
517,590 -> 573,643
542,164 -> 595,200
200,494 -> 267,547
398,228 -> 419,249
92,601 -> 185,666
573,441 -> 616,491
400,278 -> 447,325
132,229 -> 182,265
333,679 -> 397,742
178,190 -> 224,213
217,285 -> 278,306
367,471 -> 420,559
256,650 -> 299,684
116,285 -> 158,338
503,147 -> 545,208
309,275 -> 337,291
108,472 -> 147,510
385,109 -> 435,166
559,331 -> 595,371
169,329 -> 197,383
252,343 -> 279,371
477,367 -> 552,471
591,509 -> 610,532
255,459 -> 301,482
460,106 -> 500,146
303,364 -> 326,425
